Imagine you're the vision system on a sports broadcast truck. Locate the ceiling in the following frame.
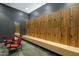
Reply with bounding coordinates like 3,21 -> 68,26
4,3 -> 46,13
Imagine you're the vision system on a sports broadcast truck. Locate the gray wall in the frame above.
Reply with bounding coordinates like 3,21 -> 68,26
30,3 -> 79,18
0,4 -> 29,38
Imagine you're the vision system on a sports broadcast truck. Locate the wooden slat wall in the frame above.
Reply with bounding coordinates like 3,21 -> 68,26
15,23 -> 20,33
70,6 -> 79,47
25,6 -> 79,48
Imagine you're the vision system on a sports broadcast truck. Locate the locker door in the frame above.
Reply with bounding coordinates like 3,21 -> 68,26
52,13 -> 58,43
43,16 -> 48,40
71,6 -> 79,47
48,14 -> 54,41
48,15 -> 52,41
40,18 -> 43,39
25,21 -> 27,34
37,18 -> 40,38
61,8 -> 71,45
55,11 -> 62,43
50,13 -> 56,42
15,22 -> 20,33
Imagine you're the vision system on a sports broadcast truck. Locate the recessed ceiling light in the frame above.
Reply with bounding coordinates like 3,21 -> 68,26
25,8 -> 28,10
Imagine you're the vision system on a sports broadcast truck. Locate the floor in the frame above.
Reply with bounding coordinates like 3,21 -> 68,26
0,37 -> 60,56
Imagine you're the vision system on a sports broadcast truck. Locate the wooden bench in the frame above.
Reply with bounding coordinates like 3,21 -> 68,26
15,33 -> 79,56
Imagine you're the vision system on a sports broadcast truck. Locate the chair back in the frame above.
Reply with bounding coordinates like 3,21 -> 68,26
9,34 -> 16,39
16,37 -> 22,45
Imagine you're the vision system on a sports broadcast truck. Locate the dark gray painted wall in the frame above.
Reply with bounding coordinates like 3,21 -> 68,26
30,3 -> 79,18
0,4 -> 29,38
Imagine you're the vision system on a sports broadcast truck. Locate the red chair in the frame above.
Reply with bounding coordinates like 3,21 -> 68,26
3,34 -> 16,43
5,37 -> 22,53
4,37 -> 22,55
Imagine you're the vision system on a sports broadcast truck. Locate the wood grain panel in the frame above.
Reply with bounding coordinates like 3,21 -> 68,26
15,23 -> 20,33
71,6 -> 79,47
61,8 -> 71,45
25,6 -> 79,48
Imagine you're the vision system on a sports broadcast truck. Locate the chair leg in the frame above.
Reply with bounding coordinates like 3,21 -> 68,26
3,48 -> 6,56
16,48 -> 19,56
19,44 -> 22,51
21,44 -> 22,51
7,51 -> 9,56
8,49 -> 11,56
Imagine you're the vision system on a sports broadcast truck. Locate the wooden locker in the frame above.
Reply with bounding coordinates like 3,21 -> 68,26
40,16 -> 44,39
39,18 -> 41,38
25,21 -> 27,34
37,18 -> 40,38
15,22 -> 20,33
43,16 -> 47,40
51,13 -> 57,42
41,16 -> 44,39
34,19 -> 36,37
35,19 -> 37,37
33,19 -> 35,37
46,16 -> 49,41
26,20 -> 29,35
30,20 -> 33,36
41,16 -> 45,39
32,19 -> 34,37
39,17 -> 41,38
37,19 -> 39,38
36,18 -> 39,37
55,11 -> 62,43
77,8 -> 79,47
25,6 -> 79,48
71,6 -> 79,47
50,14 -> 55,42
28,20 -> 30,35
48,15 -> 52,41
61,8 -> 71,45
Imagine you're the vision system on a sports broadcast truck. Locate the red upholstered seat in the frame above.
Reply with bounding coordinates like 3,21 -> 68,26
10,44 -> 19,48
6,44 -> 11,48
6,44 -> 19,48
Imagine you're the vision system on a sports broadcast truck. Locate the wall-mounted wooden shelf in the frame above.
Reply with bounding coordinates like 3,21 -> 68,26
22,35 -> 79,56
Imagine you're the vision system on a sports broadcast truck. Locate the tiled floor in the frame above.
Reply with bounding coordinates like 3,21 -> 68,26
0,39 -> 60,56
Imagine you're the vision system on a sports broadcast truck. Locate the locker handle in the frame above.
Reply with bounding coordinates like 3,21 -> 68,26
48,33 -> 50,35
71,15 -> 72,17
61,33 -> 63,37
54,34 -> 56,36
54,19 -> 56,21
70,35 -> 72,38
61,17 -> 63,20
